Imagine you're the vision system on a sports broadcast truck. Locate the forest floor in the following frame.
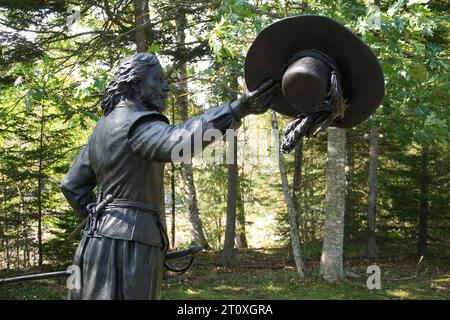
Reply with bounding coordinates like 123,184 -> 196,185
0,247 -> 448,300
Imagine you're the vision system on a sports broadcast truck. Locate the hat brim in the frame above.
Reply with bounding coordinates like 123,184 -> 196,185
244,15 -> 384,128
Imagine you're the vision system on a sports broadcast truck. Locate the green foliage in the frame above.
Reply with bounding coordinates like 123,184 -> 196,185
0,1 -> 448,289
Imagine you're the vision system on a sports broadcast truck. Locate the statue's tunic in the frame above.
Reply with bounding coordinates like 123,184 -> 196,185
61,100 -> 240,299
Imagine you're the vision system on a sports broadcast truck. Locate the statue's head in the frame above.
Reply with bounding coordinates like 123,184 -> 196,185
101,52 -> 169,115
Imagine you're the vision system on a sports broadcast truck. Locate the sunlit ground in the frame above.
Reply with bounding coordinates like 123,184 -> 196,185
1,248 -> 447,300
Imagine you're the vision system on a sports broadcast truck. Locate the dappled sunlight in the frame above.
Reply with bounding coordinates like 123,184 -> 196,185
213,285 -> 245,292
385,289 -> 412,299
186,288 -> 201,296
266,283 -> 283,293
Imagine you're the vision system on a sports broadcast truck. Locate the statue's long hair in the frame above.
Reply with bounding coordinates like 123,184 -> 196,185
101,52 -> 159,115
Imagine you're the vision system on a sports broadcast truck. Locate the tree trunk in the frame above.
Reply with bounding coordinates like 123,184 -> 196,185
170,163 -> 176,248
37,105 -> 44,268
221,132 -> 238,265
176,13 -> 209,249
367,125 -> 379,259
365,0 -> 381,259
289,140 -> 303,259
292,140 -> 303,212
235,175 -> 248,249
181,165 -> 209,248
133,0 -> 150,52
271,112 -> 305,278
320,127 -> 346,282
221,74 -> 240,265
235,122 -> 249,249
418,143 -> 429,255
2,176 -> 10,269
235,125 -> 248,249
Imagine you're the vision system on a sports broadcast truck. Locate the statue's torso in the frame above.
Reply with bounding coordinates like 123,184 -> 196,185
89,106 -> 166,206
87,106 -> 167,247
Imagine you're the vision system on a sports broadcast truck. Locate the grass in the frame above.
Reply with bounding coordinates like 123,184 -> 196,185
161,248 -> 449,300
0,281 -> 66,300
163,270 -> 449,300
0,248 -> 448,300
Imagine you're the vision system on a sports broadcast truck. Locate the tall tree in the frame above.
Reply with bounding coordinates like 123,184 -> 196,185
235,174 -> 248,249
36,104 -> 45,268
320,127 -> 346,282
417,143 -> 430,255
176,12 -> 209,249
271,111 -> 305,278
220,75 -> 239,265
366,125 -> 379,259
292,140 -> 303,214
133,0 -> 150,52
364,0 -> 381,261
221,131 -> 238,265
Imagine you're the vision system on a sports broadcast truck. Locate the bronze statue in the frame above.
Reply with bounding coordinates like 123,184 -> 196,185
60,52 -> 279,300
0,14 -> 385,300
60,14 -> 384,300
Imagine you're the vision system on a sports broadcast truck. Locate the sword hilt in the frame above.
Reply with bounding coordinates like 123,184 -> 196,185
67,194 -> 114,240
94,194 -> 114,212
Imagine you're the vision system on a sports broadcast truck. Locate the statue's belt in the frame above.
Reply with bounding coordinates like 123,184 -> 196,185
84,196 -> 197,276
0,196 -> 201,285
85,197 -> 167,249
103,198 -> 162,215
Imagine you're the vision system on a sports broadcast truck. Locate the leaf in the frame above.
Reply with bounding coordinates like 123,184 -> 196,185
148,43 -> 161,54
394,16 -> 405,31
93,79 -> 105,93
387,0 -> 405,17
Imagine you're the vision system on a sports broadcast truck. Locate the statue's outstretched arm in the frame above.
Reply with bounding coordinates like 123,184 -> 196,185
128,103 -> 241,162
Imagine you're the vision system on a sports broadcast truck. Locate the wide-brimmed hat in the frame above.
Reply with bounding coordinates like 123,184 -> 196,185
244,15 -> 384,128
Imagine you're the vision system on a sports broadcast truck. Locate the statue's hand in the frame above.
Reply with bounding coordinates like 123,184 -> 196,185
230,79 -> 280,120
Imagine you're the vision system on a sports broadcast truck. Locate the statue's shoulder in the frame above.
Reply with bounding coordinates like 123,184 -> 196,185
130,110 -> 169,124
108,107 -> 170,128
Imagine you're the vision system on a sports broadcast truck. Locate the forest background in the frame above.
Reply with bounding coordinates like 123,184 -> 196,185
0,0 -> 448,300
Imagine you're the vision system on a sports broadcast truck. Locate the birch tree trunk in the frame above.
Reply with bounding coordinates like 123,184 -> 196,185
292,140 -> 303,213
367,125 -> 379,259
271,112 -> 305,278
176,13 -> 209,249
320,127 -> 346,282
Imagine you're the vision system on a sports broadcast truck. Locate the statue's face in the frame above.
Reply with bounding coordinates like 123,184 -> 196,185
138,63 -> 169,112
